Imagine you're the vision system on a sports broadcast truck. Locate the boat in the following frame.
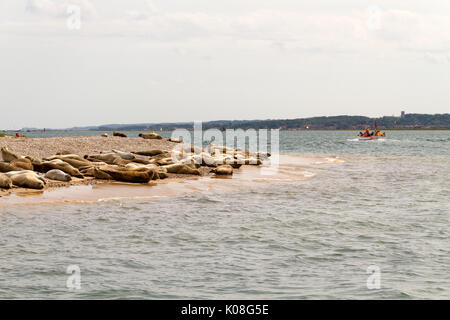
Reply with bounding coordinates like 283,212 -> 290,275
357,120 -> 386,140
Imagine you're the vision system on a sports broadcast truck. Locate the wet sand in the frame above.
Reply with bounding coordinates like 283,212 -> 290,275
0,155 -> 341,207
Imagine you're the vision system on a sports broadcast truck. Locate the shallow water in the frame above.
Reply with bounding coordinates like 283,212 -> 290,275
0,130 -> 449,299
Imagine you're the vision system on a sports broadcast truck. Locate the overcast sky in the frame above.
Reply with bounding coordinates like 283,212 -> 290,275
1,0 -> 449,129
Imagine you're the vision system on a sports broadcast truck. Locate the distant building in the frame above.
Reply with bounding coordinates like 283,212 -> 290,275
401,111 -> 406,118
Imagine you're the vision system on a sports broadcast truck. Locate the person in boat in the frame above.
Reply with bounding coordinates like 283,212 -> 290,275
360,127 -> 370,137
376,131 -> 385,137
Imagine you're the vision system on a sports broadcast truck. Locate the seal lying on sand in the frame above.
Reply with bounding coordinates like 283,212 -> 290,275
125,163 -> 168,180
0,173 -> 12,189
0,162 -> 26,173
85,153 -> 120,165
132,149 -> 164,157
211,164 -> 233,175
45,169 -> 72,182
111,150 -> 135,160
1,147 -> 23,162
94,165 -> 154,183
5,171 -> 46,189
39,159 -> 83,178
168,137 -> 183,143
139,133 -> 162,140
45,154 -> 92,169
113,131 -> 127,137
10,158 -> 33,170
163,163 -> 200,175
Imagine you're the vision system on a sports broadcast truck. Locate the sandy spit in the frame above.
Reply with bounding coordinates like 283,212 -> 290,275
0,135 -> 178,159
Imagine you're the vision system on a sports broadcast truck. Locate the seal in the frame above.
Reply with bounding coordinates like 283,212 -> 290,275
139,133 -> 162,140
111,149 -> 135,160
168,137 -> 183,143
0,162 -> 25,173
95,165 -> 154,183
1,147 -> 22,162
40,159 -> 83,178
5,171 -> 46,189
113,131 -> 127,137
0,172 -> 12,189
163,163 -> 200,175
211,164 -> 233,175
45,154 -> 92,169
10,158 -> 34,170
133,149 -> 165,157
44,169 -> 72,182
85,153 -> 120,165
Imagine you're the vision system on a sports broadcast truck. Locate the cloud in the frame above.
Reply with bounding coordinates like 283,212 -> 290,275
4,3 -> 450,62
25,0 -> 97,19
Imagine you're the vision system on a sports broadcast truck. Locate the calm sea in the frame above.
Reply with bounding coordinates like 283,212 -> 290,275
0,130 -> 449,299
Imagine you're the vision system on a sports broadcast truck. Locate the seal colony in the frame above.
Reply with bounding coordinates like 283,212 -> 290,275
0,135 -> 270,196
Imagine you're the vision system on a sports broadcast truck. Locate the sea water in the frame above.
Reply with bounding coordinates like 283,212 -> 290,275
0,130 -> 449,299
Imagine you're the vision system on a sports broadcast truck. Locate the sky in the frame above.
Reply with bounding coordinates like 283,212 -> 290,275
0,0 -> 449,129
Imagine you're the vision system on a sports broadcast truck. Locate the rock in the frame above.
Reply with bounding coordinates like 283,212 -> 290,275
101,133 -> 109,137
45,169 -> 72,182
0,173 -> 12,189
113,131 -> 127,137
56,150 -> 73,155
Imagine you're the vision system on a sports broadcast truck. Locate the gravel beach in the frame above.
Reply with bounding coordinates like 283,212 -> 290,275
0,136 -> 178,159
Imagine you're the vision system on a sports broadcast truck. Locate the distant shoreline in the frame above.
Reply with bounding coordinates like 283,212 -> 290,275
2,113 -> 449,132
3,128 -> 450,134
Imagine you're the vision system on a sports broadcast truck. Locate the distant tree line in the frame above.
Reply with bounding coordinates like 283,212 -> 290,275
91,113 -> 450,131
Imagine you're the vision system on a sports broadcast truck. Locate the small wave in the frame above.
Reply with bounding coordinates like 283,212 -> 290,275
97,195 -> 166,203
